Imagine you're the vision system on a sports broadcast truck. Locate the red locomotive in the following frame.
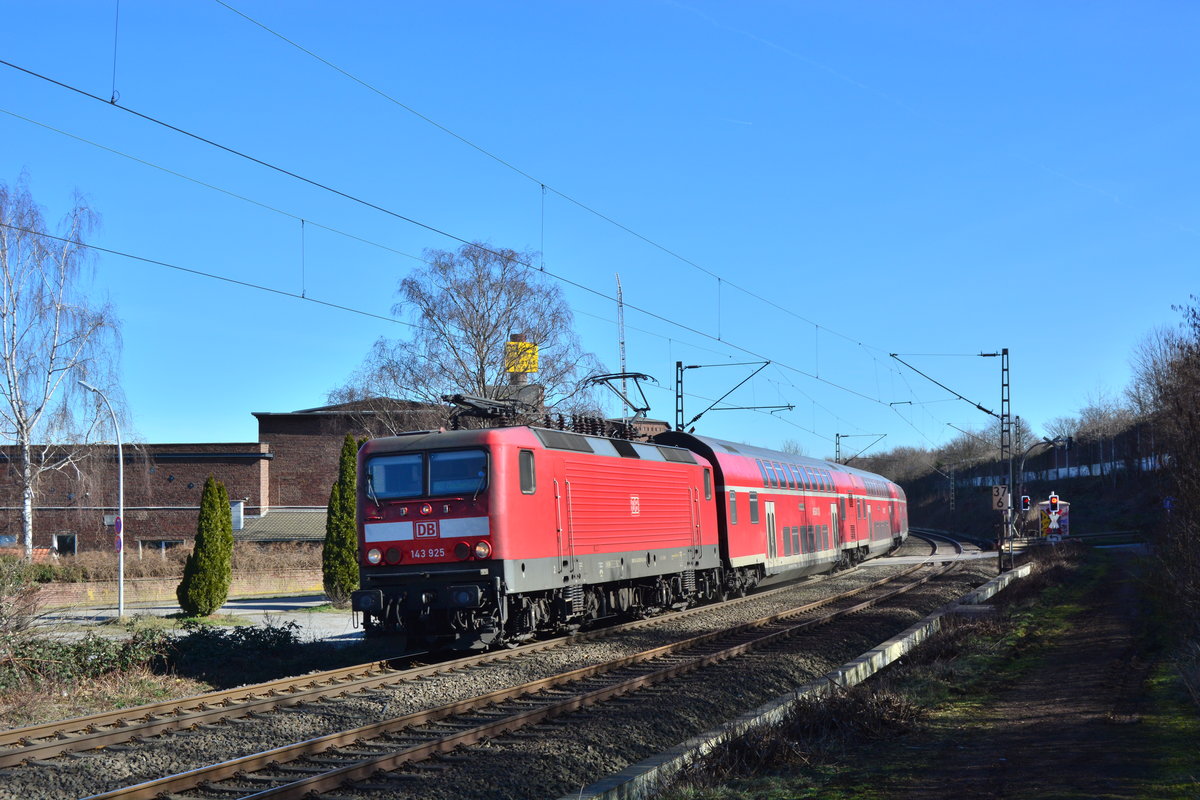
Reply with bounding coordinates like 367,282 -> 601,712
351,425 -> 907,649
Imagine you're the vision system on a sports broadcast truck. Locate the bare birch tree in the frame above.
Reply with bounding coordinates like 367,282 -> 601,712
0,176 -> 122,559
332,242 -> 601,430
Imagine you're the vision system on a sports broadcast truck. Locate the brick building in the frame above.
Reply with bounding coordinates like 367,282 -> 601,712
0,401 -> 427,555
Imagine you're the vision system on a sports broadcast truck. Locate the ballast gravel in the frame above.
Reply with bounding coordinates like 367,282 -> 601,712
0,542 -> 994,800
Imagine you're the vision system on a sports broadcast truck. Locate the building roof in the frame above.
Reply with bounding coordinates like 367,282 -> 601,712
235,509 -> 327,543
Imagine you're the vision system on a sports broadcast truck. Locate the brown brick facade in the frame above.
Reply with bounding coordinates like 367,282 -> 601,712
1,402 -> 423,553
0,442 -> 272,551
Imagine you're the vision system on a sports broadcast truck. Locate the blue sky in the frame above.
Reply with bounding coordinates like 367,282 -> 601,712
2,1 -> 1195,461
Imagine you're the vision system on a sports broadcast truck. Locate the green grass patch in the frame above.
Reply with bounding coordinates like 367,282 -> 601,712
658,548 -> 1177,800
1135,664 -> 1200,798
297,602 -> 340,613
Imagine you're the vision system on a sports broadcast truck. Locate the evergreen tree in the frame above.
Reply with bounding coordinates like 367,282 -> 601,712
323,434 -> 360,606
177,475 -> 234,617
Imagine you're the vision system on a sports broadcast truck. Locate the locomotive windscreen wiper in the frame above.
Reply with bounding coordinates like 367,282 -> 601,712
366,471 -> 380,507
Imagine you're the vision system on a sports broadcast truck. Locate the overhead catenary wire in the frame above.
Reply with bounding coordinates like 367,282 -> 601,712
0,55 -> 977,448
0,60 -> 920,421
207,0 -> 891,359
0,221 -> 413,328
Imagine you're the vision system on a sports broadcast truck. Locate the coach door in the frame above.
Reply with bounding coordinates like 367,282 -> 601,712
830,503 -> 839,546
765,501 -> 777,560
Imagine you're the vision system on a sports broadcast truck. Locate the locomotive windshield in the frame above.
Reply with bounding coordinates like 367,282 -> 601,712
366,448 -> 488,499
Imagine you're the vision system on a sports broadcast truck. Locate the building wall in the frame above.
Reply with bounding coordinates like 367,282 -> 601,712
0,442 -> 271,552
254,412 -> 370,507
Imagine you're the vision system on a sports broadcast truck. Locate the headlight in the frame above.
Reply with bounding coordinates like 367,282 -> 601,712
366,548 -> 382,565
473,540 -> 493,559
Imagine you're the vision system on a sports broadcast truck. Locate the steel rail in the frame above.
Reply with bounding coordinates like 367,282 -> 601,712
81,560 -> 948,800
3,553 -> 906,766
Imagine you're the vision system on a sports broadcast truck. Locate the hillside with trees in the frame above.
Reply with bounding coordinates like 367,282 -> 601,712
857,296 -> 1199,659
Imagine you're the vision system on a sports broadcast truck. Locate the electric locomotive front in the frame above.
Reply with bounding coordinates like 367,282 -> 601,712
350,425 -> 724,650
351,427 -> 513,649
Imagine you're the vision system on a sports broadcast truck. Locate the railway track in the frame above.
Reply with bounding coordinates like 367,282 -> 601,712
1,537 -> 935,769
0,536 -> 959,800
64,558 -> 952,800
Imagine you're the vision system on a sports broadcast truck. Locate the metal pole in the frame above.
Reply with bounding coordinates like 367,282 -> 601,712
79,380 -> 124,620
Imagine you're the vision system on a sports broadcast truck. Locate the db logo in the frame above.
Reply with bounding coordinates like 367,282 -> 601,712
415,520 -> 439,538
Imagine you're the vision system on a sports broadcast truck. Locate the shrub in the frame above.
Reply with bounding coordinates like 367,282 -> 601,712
322,434 -> 360,607
176,476 -> 233,616
166,618 -> 304,686
0,629 -> 170,690
0,558 -> 42,639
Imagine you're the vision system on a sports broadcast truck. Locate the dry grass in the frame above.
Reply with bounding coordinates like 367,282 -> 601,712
0,667 -> 213,730
664,684 -> 925,793
46,542 -> 321,581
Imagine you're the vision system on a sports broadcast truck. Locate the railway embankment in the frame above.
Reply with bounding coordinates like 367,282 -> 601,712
656,543 -> 1200,799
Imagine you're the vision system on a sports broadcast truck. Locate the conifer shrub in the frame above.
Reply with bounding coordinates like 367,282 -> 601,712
322,434 -> 360,607
176,476 -> 233,616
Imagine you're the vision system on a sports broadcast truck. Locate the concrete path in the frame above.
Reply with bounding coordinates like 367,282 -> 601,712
35,594 -> 365,643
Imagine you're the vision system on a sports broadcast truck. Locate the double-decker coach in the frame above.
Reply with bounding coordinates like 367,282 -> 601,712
654,431 -> 908,594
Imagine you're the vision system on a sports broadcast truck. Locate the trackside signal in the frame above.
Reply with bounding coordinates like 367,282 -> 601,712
1020,495 -> 1031,512
1048,492 -> 1059,513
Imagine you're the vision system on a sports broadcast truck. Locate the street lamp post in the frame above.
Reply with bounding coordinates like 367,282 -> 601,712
79,380 -> 124,619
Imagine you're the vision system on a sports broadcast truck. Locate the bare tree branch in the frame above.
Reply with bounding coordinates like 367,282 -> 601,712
332,242 -> 603,429
0,175 -> 123,559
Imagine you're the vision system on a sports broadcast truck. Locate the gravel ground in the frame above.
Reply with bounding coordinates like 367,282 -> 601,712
1,544 -> 995,800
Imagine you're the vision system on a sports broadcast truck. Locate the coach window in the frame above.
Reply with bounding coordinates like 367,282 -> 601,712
703,468 -> 712,500
756,459 -> 770,487
749,491 -> 760,524
728,490 -> 738,524
519,450 -> 536,494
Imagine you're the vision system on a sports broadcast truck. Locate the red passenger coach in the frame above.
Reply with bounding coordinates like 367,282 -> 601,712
654,431 -> 908,592
352,426 -> 722,649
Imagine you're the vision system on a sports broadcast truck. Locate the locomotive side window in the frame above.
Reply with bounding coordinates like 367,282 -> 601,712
519,449 -> 535,494
429,449 -> 488,495
367,453 -> 424,499
703,468 -> 712,500
728,490 -> 738,524
749,491 -> 760,524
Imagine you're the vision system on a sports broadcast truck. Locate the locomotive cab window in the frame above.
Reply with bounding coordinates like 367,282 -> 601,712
366,453 -> 424,499
429,449 -> 488,495
519,449 -> 535,494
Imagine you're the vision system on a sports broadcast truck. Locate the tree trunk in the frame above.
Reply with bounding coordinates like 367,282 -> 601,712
21,439 -> 34,561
